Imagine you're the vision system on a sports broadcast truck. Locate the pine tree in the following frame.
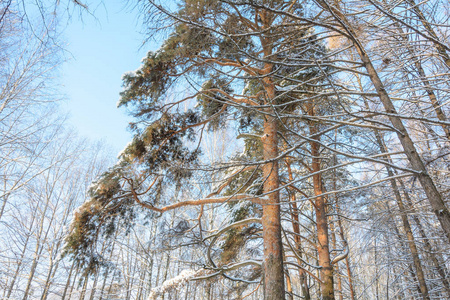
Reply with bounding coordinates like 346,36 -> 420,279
64,1 -> 338,298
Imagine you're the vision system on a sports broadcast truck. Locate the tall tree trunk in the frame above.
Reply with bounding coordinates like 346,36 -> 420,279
258,8 -> 285,296
331,160 -> 356,300
88,272 -> 99,300
79,274 -> 89,300
261,111 -> 285,299
311,134 -> 334,299
330,221 -> 343,300
307,101 -> 335,300
67,264 -> 79,299
98,238 -> 118,300
259,21 -> 285,294
286,159 -> 311,300
389,176 -> 430,300
41,252 -> 56,300
386,203 -> 424,297
390,22 -> 450,139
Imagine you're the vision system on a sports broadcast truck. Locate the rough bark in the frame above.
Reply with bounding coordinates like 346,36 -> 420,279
286,160 -> 311,300
261,112 -> 285,299
310,123 -> 335,300
259,11 -> 286,295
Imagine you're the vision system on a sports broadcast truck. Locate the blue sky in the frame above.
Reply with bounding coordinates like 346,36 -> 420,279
61,1 -> 155,153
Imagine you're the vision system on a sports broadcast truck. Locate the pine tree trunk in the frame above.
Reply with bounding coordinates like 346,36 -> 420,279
309,109 -> 334,300
332,157 -> 356,300
261,81 -> 285,300
286,160 -> 311,300
258,9 -> 286,298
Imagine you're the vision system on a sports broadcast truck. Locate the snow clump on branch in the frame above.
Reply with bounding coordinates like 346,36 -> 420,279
147,269 -> 204,300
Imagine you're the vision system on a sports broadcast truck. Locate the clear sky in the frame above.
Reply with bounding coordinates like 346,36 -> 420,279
61,1 -> 154,153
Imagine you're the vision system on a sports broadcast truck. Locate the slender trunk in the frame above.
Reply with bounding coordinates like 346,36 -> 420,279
68,265 -> 79,299
23,186 -> 60,300
98,268 -> 111,300
22,247 -> 41,299
146,255 -> 154,294
0,193 -> 9,220
333,191 -> 356,299
391,23 -> 450,139
388,178 -> 430,300
161,253 -> 171,300
98,238 -> 117,300
106,270 -> 117,298
330,221 -> 343,300
136,260 -> 147,300
411,59 -> 450,139
309,109 -> 334,300
331,133 -> 356,300
286,160 -> 311,300
5,223 -> 34,299
41,253 -> 56,300
387,204 -> 423,297
88,273 -> 99,300
285,266 -> 294,300
374,239 -> 379,300
205,281 -> 212,300
79,275 -> 89,300
41,236 -> 66,300
61,261 -> 75,300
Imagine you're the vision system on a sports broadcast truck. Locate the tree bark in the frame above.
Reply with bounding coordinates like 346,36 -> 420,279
286,160 -> 311,300
261,112 -> 285,299
310,125 -> 335,300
